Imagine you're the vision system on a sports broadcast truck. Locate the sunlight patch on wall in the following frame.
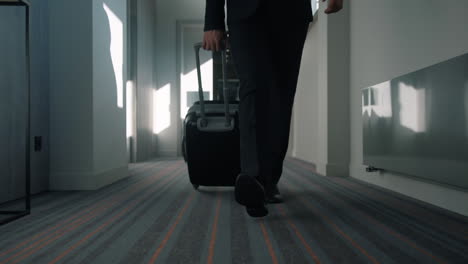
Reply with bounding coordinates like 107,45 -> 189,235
103,3 -> 124,108
362,81 -> 393,118
180,59 -> 213,118
362,88 -> 369,116
373,81 -> 393,118
312,0 -> 320,15
399,82 -> 426,133
126,80 -> 134,138
153,84 -> 171,134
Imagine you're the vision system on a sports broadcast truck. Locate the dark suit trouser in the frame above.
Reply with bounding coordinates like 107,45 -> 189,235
228,4 -> 309,191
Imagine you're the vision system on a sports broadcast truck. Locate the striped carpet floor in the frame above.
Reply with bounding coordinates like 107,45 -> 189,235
0,158 -> 467,264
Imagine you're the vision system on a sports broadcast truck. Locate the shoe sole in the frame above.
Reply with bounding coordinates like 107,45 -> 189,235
265,196 -> 284,204
246,206 -> 268,217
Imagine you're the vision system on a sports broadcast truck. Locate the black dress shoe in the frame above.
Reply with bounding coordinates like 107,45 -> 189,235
265,185 -> 283,204
246,206 -> 269,217
235,174 -> 269,217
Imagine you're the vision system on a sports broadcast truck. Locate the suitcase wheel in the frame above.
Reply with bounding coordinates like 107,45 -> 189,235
192,184 -> 200,190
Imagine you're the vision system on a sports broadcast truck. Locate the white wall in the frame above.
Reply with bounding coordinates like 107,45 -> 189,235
49,0 -> 94,189
0,5 -> 28,203
293,1 -> 350,177
292,0 -> 468,216
30,0 -> 51,196
349,0 -> 468,216
327,4 -> 350,177
293,17 -> 321,163
49,0 -> 128,190
1,0 -> 51,204
134,0 -> 158,161
93,0 -> 129,185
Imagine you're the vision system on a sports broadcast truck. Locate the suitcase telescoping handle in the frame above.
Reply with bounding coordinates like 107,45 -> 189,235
194,42 -> 232,129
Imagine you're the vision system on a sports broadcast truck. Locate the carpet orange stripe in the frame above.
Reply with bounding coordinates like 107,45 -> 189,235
328,220 -> 380,264
207,192 -> 222,264
283,180 -> 380,264
48,201 -> 137,264
276,205 -> 321,264
45,164 -> 184,264
0,201 -> 108,258
0,161 -> 176,260
289,159 -> 449,264
259,221 -> 279,264
148,192 -> 196,264
3,163 -> 181,264
3,162 -> 182,264
4,200 -> 113,264
364,216 -> 448,264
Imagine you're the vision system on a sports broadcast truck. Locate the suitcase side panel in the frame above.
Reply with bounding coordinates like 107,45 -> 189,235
184,111 -> 240,186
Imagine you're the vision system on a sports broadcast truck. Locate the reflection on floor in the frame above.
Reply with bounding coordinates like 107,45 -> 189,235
1,158 -> 467,264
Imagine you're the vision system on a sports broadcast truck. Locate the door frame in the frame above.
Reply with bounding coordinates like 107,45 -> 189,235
126,0 -> 138,163
175,20 -> 204,157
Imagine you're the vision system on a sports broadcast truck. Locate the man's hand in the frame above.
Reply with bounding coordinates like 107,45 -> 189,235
323,0 -> 343,14
203,30 -> 225,51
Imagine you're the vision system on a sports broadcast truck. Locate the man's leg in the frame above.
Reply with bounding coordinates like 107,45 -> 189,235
267,21 -> 310,187
228,19 -> 276,186
228,13 -> 277,216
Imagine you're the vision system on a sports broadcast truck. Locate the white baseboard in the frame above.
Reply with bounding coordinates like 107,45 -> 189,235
349,163 -> 468,217
94,165 -> 129,190
156,150 -> 178,157
290,157 -> 468,216
50,170 -> 95,190
288,155 -> 348,178
50,165 -> 129,191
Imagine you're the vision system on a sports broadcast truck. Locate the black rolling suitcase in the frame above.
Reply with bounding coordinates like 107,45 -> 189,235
182,42 -> 240,190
